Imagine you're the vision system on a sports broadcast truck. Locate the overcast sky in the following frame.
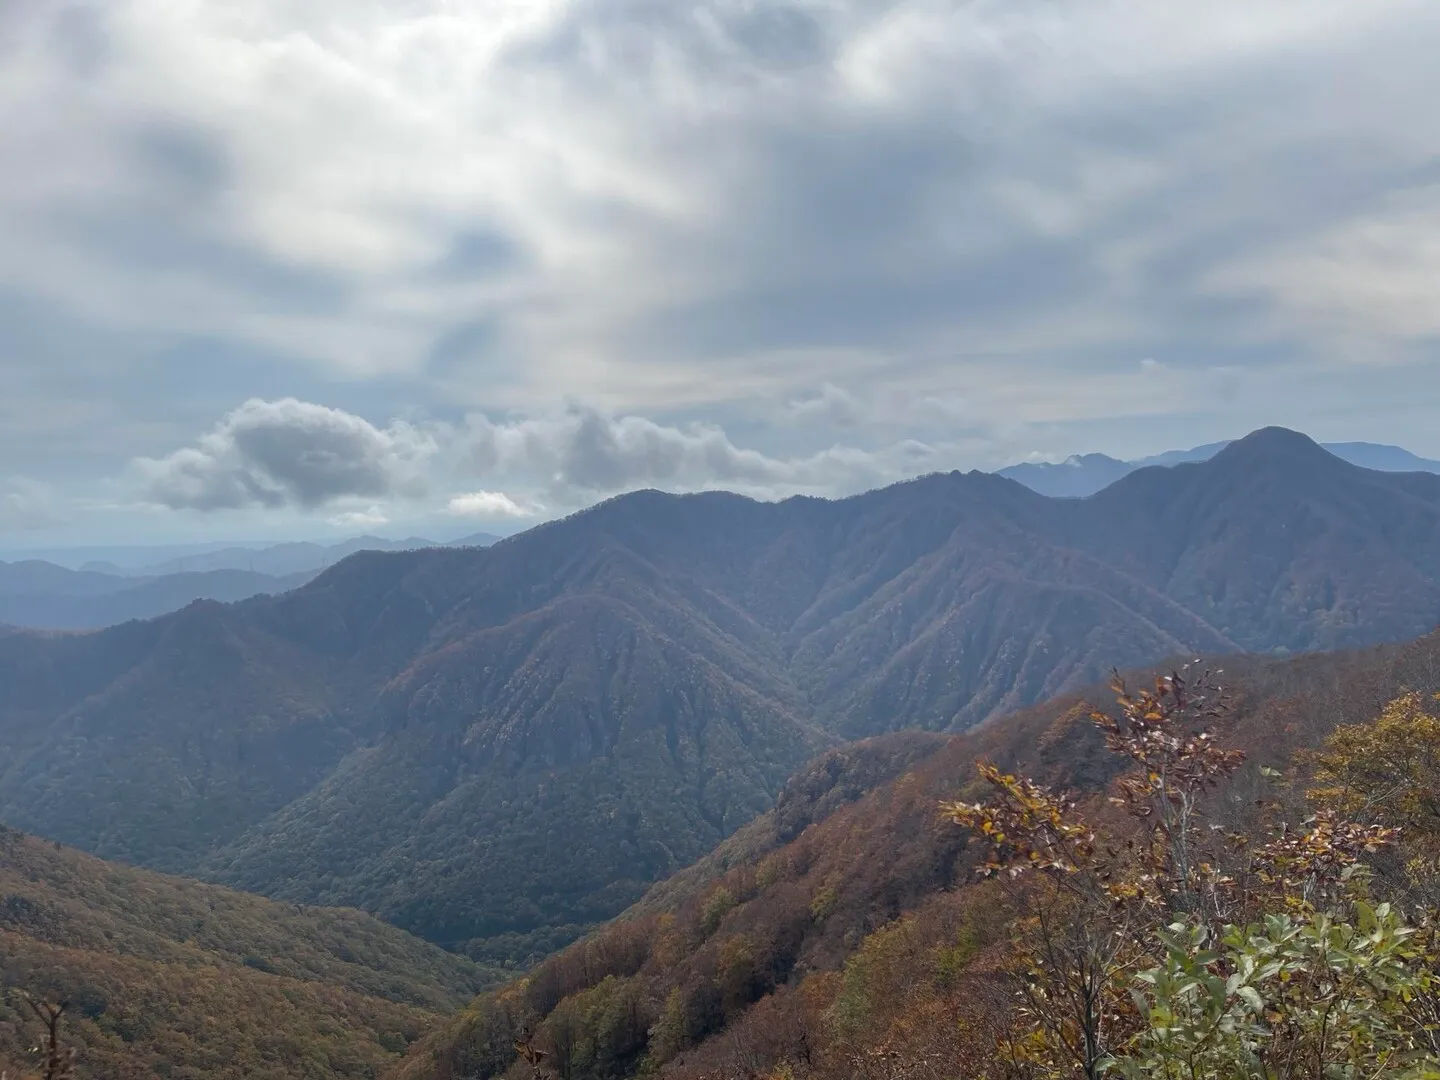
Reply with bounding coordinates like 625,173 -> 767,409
3,0 -> 1439,547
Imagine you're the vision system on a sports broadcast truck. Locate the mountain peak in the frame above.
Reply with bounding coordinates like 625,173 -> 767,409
1210,426 -> 1338,468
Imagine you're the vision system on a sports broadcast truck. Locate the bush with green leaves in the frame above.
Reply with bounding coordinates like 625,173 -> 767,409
1115,898 -> 1440,1079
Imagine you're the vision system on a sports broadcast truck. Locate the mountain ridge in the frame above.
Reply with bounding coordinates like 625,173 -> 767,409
5,428 -> 1440,959
998,434 -> 1440,497
0,532 -> 502,632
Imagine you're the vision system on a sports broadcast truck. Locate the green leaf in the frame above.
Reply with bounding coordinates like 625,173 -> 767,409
1236,985 -> 1264,1014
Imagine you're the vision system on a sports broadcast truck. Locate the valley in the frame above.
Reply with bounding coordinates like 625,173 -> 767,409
10,6 -> 1436,1072
398,627 -> 1440,1080
4,429 -> 1440,965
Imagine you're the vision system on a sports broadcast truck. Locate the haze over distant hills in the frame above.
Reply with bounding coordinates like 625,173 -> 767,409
103,532 -> 502,578
4,427 -> 1440,963
0,532 -> 501,631
0,565 -> 313,631
6,531 -> 503,576
998,438 -> 1440,497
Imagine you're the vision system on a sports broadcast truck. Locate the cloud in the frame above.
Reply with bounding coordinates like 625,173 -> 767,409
786,383 -> 863,428
133,398 -> 439,511
0,477 -> 67,532
464,402 -> 961,502
328,506 -> 390,529
1206,188 -> 1440,349
446,490 -> 535,519
5,0 -> 1440,406
8,0 -> 1440,535
130,395 -> 987,525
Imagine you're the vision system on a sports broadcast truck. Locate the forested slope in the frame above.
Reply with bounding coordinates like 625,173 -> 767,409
0,825 -> 497,1079
392,628 -> 1440,1080
4,429 -> 1440,958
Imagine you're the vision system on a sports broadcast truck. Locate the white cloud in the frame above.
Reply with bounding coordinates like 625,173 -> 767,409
8,0 -> 1440,529
446,490 -> 535,519
328,505 -> 390,529
3,0 -> 1439,408
133,398 -> 440,510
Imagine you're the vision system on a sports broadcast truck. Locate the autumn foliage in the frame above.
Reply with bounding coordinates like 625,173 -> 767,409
382,633 -> 1440,1080
14,638 -> 1440,1078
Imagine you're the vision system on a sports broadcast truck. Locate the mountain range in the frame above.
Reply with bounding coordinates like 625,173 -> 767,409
0,563 -> 314,630
5,531 -> 502,576
0,532 -> 499,631
4,428 -> 1440,964
998,437 -> 1440,497
83,531 -> 502,578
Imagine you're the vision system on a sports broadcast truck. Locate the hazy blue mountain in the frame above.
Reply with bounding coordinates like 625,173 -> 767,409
0,567 -> 315,630
8,532 -> 503,575
0,559 -> 139,598
135,535 -> 444,576
9,539 -> 280,573
132,532 -> 500,575
0,534 -> 504,631
996,453 -> 1133,498
999,439 -> 1440,498
1323,442 -> 1440,473
1132,440 -> 1234,468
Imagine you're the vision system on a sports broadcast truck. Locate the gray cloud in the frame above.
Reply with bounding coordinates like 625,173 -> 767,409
0,478 -> 67,533
46,3 -> 109,77
466,402 -> 955,503
7,0 -> 1438,399
785,383 -> 863,428
5,0 -> 1440,544
129,397 -> 959,525
134,398 -> 439,510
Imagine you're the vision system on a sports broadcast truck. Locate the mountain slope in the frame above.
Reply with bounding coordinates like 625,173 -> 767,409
5,429 -> 1440,959
392,627 -> 1440,1080
1069,429 -> 1440,651
999,437 -> 1440,498
0,823 -> 496,1079
209,587 -> 828,952
0,603 -> 360,871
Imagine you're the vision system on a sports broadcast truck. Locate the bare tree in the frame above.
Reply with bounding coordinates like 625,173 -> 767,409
24,1000 -> 76,1080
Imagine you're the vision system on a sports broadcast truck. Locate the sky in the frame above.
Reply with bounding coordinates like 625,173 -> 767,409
2,0 -> 1440,548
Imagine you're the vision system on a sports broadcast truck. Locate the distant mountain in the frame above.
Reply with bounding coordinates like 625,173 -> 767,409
1130,439 -> 1235,468
0,566 -> 315,630
994,452 -> 1133,498
11,531 -> 502,576
1321,441 -> 1440,473
135,534 -> 447,577
0,559 -> 136,597
999,438 -> 1440,497
4,428 -> 1440,962
0,823 -> 494,1079
0,532 -> 502,631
